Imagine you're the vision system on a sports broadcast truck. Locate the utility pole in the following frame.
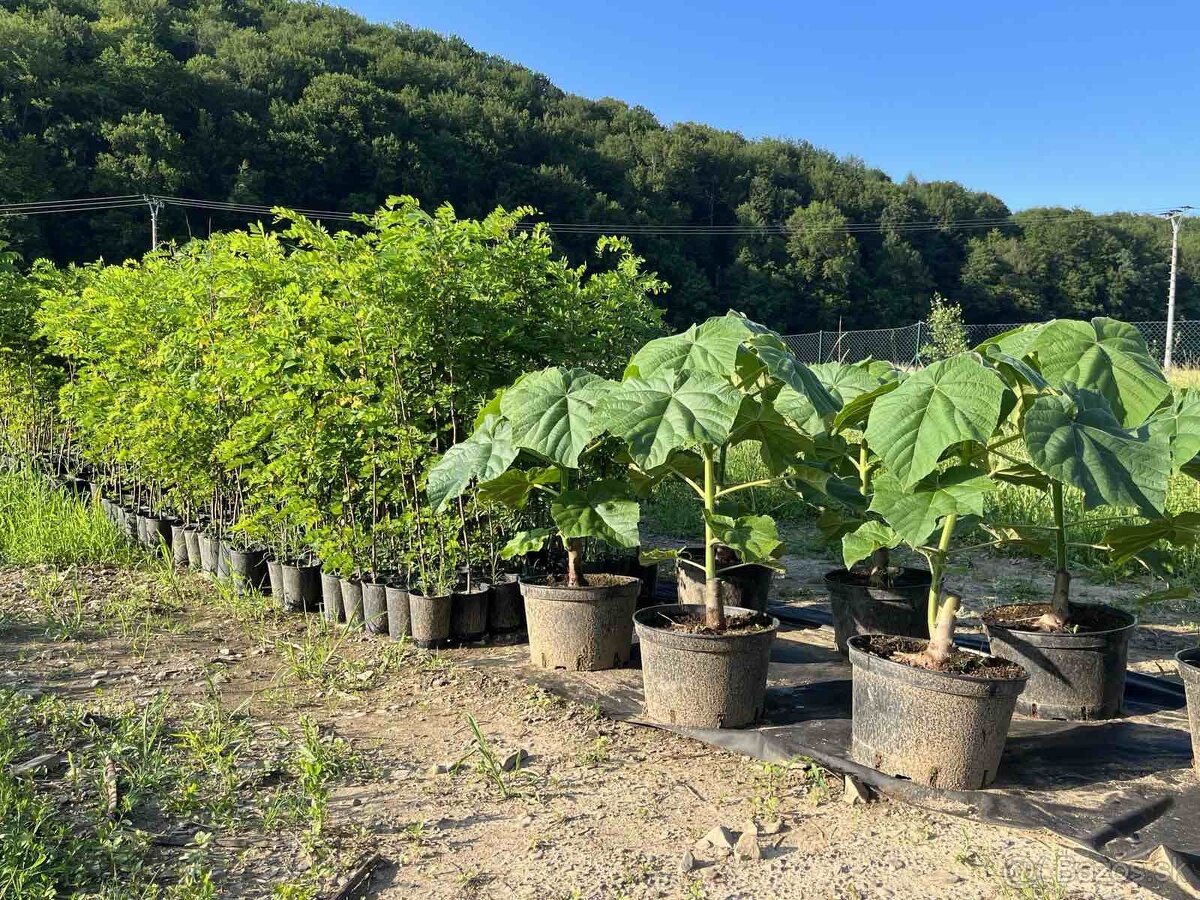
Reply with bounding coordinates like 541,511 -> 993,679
144,194 -> 164,251
1162,207 -> 1193,370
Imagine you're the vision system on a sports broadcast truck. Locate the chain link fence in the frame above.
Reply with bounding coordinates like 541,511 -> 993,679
781,320 -> 1200,368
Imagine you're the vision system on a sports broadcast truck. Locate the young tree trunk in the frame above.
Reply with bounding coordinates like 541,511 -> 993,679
1035,483 -> 1071,631
868,546 -> 890,587
703,448 -> 725,630
898,591 -> 960,671
565,537 -> 586,588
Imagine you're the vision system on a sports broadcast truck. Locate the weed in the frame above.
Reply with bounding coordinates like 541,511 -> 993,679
577,736 -> 610,767
453,715 -> 536,800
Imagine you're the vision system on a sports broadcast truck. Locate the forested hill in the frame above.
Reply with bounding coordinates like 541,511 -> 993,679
1,0 -> 1196,331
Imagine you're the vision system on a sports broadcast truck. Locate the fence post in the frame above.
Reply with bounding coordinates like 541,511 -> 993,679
817,330 -> 824,361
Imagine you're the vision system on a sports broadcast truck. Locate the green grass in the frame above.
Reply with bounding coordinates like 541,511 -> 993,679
0,469 -> 139,568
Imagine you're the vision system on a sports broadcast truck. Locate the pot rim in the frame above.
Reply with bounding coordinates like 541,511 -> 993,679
982,601 -> 1138,639
823,566 -> 932,587
520,573 -> 639,592
634,602 -> 779,640
847,633 -> 1029,689
1176,646 -> 1200,670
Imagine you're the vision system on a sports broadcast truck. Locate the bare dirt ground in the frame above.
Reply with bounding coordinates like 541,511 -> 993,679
0,560 -> 1186,900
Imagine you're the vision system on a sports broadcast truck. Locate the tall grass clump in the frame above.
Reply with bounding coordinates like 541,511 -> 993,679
0,470 -> 137,568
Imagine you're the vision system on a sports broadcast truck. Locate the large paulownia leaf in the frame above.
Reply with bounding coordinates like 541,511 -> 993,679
972,322 -> 1044,360
1023,388 -> 1170,516
750,340 -> 839,430
772,359 -> 876,433
625,313 -> 760,379
1031,318 -> 1169,426
869,466 -> 997,546
500,528 -> 553,559
786,463 -> 866,514
593,368 -> 742,470
833,379 -> 900,430
500,367 -> 612,468
841,519 -> 901,570
551,481 -> 640,549
864,355 -> 1006,488
427,415 -> 517,512
1105,512 -> 1200,564
476,466 -> 558,509
703,511 -> 782,564
1147,388 -> 1200,473
729,397 -> 811,474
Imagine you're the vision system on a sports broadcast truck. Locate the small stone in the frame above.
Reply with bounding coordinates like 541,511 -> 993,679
350,798 -> 362,807
93,670 -> 109,678
679,850 -> 697,873
427,763 -> 449,776
697,825 -> 734,850
761,819 -> 783,835
9,752 -> 67,777
519,815 -> 533,827
734,830 -> 761,861
843,774 -> 871,805
501,749 -> 529,772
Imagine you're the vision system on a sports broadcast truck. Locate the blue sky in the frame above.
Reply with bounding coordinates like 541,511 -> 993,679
344,0 -> 1197,214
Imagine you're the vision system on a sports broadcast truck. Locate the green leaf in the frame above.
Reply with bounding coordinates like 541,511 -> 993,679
594,368 -> 743,469
625,313 -> 754,379
869,466 -> 997,546
841,520 -> 901,570
832,379 -> 899,431
703,511 -> 782,564
729,397 -> 811,474
500,367 -> 612,468
749,341 -> 840,429
1104,512 -> 1200,564
973,322 -> 1044,359
639,547 -> 681,564
979,523 -> 1055,556
771,359 -> 874,432
1146,388 -> 1200,473
499,528 -> 553,559
476,466 -> 558,509
1031,318 -> 1169,426
864,355 -> 1006,488
1023,388 -> 1170,516
426,415 -> 517,512
786,463 -> 865,513
551,481 -> 640,549
1131,585 -> 1192,607
988,462 -> 1051,491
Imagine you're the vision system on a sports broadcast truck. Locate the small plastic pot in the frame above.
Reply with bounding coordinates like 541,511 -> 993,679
227,545 -> 269,594
135,513 -> 151,548
488,574 -> 523,635
451,584 -> 490,643
409,591 -> 452,649
143,517 -> 175,557
215,541 -> 231,582
339,577 -> 365,630
826,567 -> 932,655
281,562 -> 322,613
169,524 -> 189,567
677,547 -> 772,613
267,560 -> 283,599
320,572 -> 344,623
1177,648 -> 1200,775
385,584 -> 411,640
635,604 -> 778,729
520,574 -> 640,671
182,528 -> 203,570
198,534 -> 219,576
983,602 -> 1137,721
848,634 -> 1028,790
362,580 -> 389,635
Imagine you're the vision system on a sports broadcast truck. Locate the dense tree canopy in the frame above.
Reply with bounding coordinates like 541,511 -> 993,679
1,0 -> 1196,330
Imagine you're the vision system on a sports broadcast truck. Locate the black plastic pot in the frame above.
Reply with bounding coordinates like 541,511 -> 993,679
198,534 -> 219,575
267,560 -> 283,599
1177,648 -> 1200,775
144,517 -> 175,557
339,577 -> 364,629
169,524 -> 189,566
520,574 -> 640,670
183,529 -> 202,570
826,567 -> 932,655
488,574 -> 523,635
677,547 -> 772,613
281,562 -> 322,614
634,604 -> 778,729
409,591 -> 452,649
320,572 -> 344,623
451,584 -> 490,643
362,580 -> 388,635
227,545 -> 269,594
982,602 -> 1137,721
385,584 -> 411,640
847,634 -> 1028,790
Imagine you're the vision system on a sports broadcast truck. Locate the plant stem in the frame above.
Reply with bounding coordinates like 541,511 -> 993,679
703,446 -> 724,629
926,512 -> 958,633
1047,481 -> 1071,624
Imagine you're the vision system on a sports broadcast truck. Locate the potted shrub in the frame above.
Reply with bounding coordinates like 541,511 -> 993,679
845,351 -> 1029,789
976,319 -> 1177,720
428,366 -> 642,671
595,313 -> 836,728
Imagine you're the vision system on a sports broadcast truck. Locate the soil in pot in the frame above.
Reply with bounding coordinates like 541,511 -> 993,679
227,546 -> 269,595
848,634 -> 1028,790
634,604 -> 778,729
340,577 -> 365,629
677,546 -> 772,613
385,584 -> 411,640
409,591 -> 452,649
320,572 -> 344,624
487,574 -> 523,636
281,561 -> 322,614
826,567 -> 932,654
451,584 -> 490,643
982,602 -> 1136,721
362,580 -> 388,635
1178,648 -> 1200,775
520,574 -> 640,671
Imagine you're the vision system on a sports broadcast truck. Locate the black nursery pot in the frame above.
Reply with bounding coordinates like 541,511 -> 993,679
320,572 -> 344,624
982,602 -> 1137,721
362,579 -> 389,635
267,560 -> 283,599
169,524 -> 189,567
409,591 -> 452,649
487,574 -> 524,635
144,517 -> 176,557
825,567 -> 933,655
281,561 -> 322,614
339,577 -> 365,630
451,584 -> 491,643
847,634 -> 1028,790
1177,648 -> 1200,775
121,508 -> 139,543
385,584 -> 412,641
676,547 -> 772,613
226,545 -> 269,594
